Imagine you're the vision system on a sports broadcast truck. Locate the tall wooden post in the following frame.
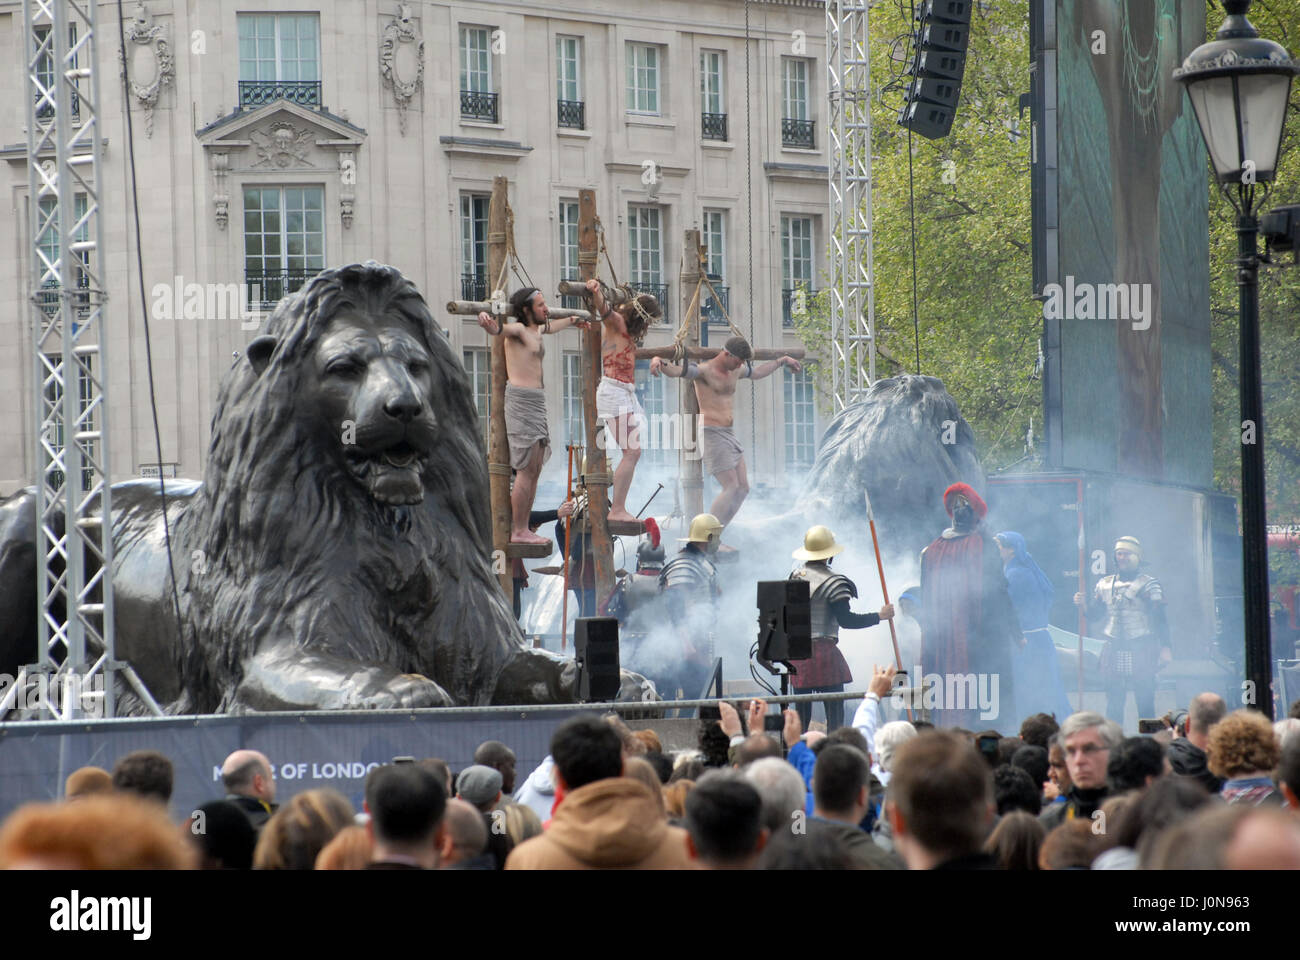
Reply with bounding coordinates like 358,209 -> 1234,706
486,176 -> 512,596
681,229 -> 704,518
578,190 -> 615,606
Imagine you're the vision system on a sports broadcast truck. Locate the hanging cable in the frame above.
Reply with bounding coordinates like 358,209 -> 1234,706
907,0 -> 921,374
116,0 -> 183,651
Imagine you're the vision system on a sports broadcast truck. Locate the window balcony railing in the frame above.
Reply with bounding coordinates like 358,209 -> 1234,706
461,89 -> 499,123
35,95 -> 80,123
782,285 -> 818,327
245,268 -> 317,308
701,112 -> 728,141
557,99 -> 585,130
35,273 -> 91,320
782,117 -> 816,149
461,273 -> 489,303
701,283 -> 730,324
238,80 -> 322,109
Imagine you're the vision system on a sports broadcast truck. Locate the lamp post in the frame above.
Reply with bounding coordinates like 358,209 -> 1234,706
1175,0 -> 1298,720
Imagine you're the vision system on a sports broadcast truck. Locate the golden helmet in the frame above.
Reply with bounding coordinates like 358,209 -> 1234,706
1114,536 -> 1142,560
793,525 -> 845,562
680,513 -> 723,545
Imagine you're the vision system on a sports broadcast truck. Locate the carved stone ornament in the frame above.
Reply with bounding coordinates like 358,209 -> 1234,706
339,151 -> 356,229
211,151 -> 230,229
250,121 -> 316,169
379,3 -> 425,135
119,1 -> 174,138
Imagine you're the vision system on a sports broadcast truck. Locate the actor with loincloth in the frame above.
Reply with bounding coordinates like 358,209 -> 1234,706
478,287 -> 588,544
1074,536 -> 1170,727
657,513 -> 724,699
788,525 -> 895,732
650,337 -> 800,529
585,280 -> 659,523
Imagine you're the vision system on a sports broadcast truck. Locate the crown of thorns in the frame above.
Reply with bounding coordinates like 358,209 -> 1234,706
626,290 -> 660,325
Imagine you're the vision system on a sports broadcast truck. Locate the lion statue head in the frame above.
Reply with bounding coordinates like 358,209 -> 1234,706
176,262 -> 526,712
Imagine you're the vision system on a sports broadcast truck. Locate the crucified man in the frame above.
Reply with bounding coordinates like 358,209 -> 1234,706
650,337 -> 800,527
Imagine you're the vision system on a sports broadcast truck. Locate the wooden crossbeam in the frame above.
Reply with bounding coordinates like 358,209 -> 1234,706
446,300 -> 592,320
634,346 -> 806,360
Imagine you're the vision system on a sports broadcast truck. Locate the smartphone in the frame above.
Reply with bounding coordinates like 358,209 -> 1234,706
763,714 -> 784,732
1136,719 -> 1164,734
392,755 -> 416,765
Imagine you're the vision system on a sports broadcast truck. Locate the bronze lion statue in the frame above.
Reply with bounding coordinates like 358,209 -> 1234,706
0,262 -> 648,713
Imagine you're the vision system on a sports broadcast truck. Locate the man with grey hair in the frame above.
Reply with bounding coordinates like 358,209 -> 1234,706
744,757 -> 808,836
1168,691 -> 1226,793
1039,711 -> 1121,829
874,721 -> 918,788
220,749 -> 277,830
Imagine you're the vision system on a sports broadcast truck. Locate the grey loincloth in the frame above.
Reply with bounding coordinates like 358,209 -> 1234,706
700,424 -> 744,476
504,383 -> 552,471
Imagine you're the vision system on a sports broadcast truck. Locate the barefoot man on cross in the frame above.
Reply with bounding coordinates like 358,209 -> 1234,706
478,287 -> 588,545
650,337 -> 800,529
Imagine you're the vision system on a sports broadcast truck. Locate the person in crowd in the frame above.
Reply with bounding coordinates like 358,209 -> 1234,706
1105,776 -> 1212,869
743,757 -> 808,839
1040,712 -> 1120,829
64,766 -> 112,800
513,754 -> 559,822
684,771 -> 768,869
1088,793 -> 1139,869
254,789 -> 354,870
983,810 -> 1044,870
364,763 -> 447,870
1011,744 -> 1050,800
220,749 -> 278,830
1020,712 -> 1060,750
456,764 -> 512,868
112,749 -> 173,807
633,729 -> 663,755
190,800 -> 258,870
420,757 -> 454,798
886,731 -> 997,869
994,765 -> 1042,816
1167,691 -> 1226,792
640,751 -> 674,784
506,715 -> 693,869
499,802 -> 543,849
658,512 -> 724,699
1107,736 -> 1168,793
1045,736 -> 1071,803
1279,737 -> 1300,810
670,756 -> 706,784
439,798 -> 493,870
663,780 -> 695,820
315,825 -> 372,870
996,531 -> 1072,720
808,744 -> 900,869
0,794 -> 196,869
1208,709 -> 1284,806
759,825 -> 870,870
473,741 -> 518,797
624,756 -> 668,819
1146,804 -> 1300,869
1039,820 -> 1100,870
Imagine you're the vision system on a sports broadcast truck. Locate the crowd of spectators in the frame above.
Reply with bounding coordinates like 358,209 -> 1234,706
1,680 -> 1298,870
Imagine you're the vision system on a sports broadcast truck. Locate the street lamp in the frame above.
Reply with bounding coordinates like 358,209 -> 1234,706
1175,0 -> 1298,720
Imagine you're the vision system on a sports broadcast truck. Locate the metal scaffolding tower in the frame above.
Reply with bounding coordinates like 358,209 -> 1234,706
7,0 -> 119,720
827,0 -> 876,409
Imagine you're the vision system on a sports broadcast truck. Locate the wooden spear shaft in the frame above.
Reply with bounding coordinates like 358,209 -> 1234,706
561,443 -> 574,652
864,489 -> 912,722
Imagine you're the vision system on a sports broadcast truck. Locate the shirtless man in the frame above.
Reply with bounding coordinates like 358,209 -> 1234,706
477,287 -> 587,544
586,279 -> 658,523
650,337 -> 800,527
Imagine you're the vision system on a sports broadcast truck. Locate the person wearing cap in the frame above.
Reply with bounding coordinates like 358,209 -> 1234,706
650,337 -> 800,531
657,513 -> 724,698
918,482 -> 1023,729
1073,536 -> 1170,727
788,525 -> 896,732
456,764 -> 513,869
477,287 -> 589,545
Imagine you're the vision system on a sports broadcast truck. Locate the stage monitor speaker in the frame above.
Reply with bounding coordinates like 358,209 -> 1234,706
756,580 -> 812,663
575,617 -> 621,701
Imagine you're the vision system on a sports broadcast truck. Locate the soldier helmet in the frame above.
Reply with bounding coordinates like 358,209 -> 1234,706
1114,536 -> 1142,560
793,525 -> 845,562
680,513 -> 723,545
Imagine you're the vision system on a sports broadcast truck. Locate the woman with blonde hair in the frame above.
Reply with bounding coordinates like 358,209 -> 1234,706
254,789 -> 354,869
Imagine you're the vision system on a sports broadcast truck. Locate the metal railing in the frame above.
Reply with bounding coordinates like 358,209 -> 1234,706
633,281 -> 670,325
783,285 -> 818,326
245,269 -> 317,308
461,273 -> 488,302
782,116 -> 816,149
557,99 -> 585,130
702,282 -> 730,323
238,80 -> 322,109
460,89 -> 499,123
701,111 -> 728,141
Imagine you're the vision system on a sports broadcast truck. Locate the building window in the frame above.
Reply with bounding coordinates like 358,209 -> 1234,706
626,43 -> 660,115
784,369 -> 816,471
33,24 -> 79,121
556,36 -> 584,129
41,352 -> 95,492
460,194 -> 490,301
35,194 -> 90,318
701,209 -> 728,324
460,26 -> 498,122
628,204 -> 667,322
781,215 -> 814,327
562,351 -> 585,447
781,58 -> 815,148
700,51 -> 726,140
462,348 -> 492,442
635,359 -> 670,468
559,200 -> 581,308
237,14 -> 321,108
243,186 -> 325,308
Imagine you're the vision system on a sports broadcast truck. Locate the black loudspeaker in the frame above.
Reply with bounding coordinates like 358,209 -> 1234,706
575,617 -> 621,701
899,0 -> 971,140
756,580 -> 812,663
